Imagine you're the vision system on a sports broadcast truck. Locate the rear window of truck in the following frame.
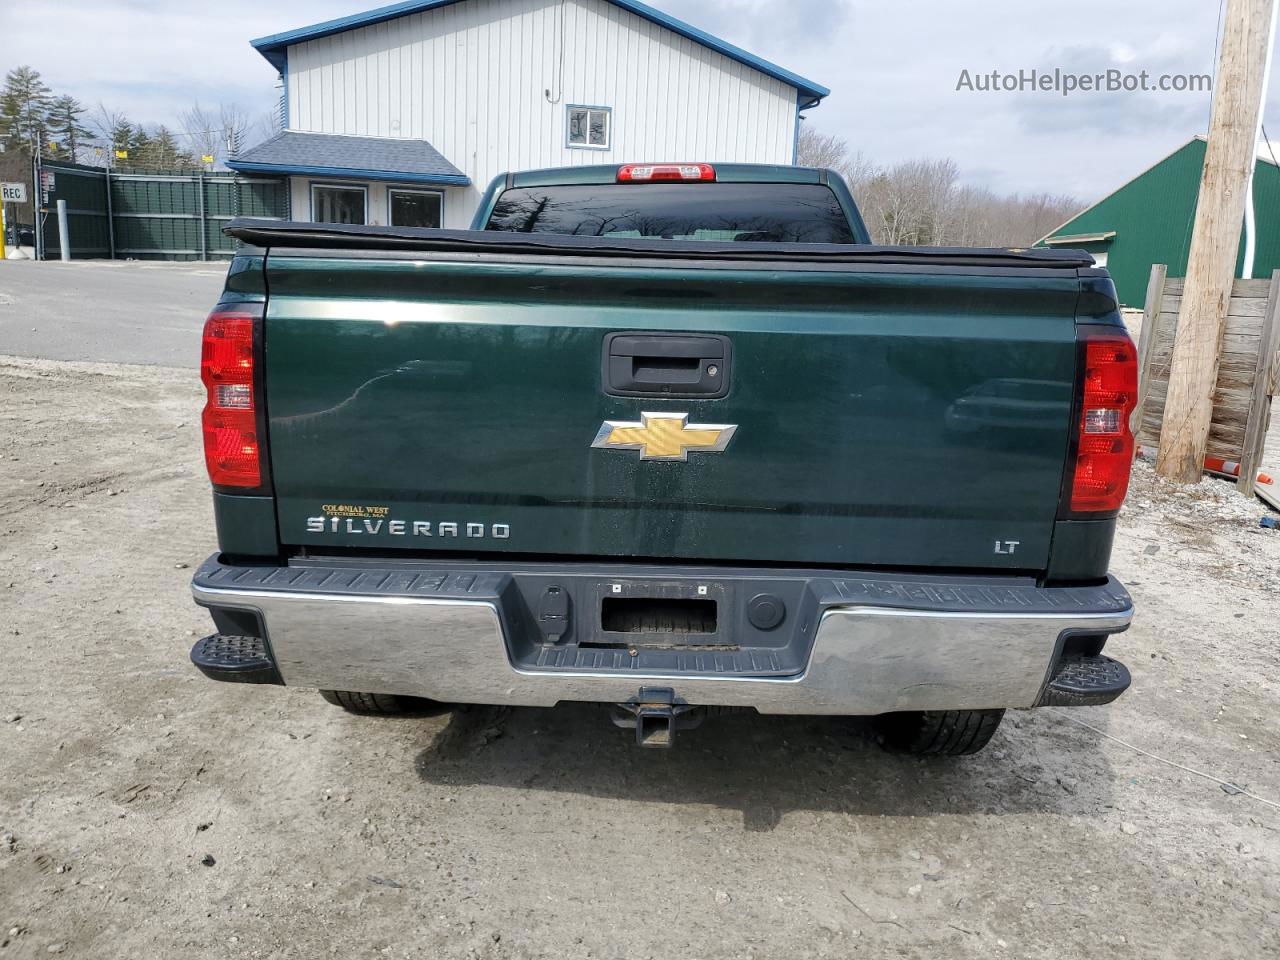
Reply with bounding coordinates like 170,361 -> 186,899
483,183 -> 858,243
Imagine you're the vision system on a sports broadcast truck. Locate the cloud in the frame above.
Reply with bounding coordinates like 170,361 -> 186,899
660,0 -> 851,57
3,0 -> 1277,204
0,0 -> 353,136
1012,92 -> 1207,137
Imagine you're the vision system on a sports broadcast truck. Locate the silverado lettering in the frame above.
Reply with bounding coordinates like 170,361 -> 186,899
305,517 -> 512,538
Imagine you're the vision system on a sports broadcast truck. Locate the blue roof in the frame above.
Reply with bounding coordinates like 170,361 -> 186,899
226,130 -> 470,185
251,0 -> 829,102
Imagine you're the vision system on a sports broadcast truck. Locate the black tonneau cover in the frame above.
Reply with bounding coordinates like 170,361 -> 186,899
224,218 -> 1095,270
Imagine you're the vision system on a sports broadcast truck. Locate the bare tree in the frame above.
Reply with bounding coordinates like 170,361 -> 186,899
179,101 -> 222,166
796,127 -> 850,170
1017,191 -> 1083,243
943,186 -> 1081,247
796,126 -> 875,188
176,101 -> 257,168
855,159 -> 959,246
799,126 -> 1081,248
220,103 -> 252,159
249,107 -> 283,151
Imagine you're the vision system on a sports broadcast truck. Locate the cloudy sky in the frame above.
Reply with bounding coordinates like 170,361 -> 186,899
3,0 -> 1278,204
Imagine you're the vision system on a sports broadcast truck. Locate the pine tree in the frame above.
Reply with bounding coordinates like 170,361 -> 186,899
0,66 -> 53,150
152,126 -> 183,166
129,125 -> 195,169
127,126 -> 154,166
108,120 -> 133,155
47,95 -> 92,161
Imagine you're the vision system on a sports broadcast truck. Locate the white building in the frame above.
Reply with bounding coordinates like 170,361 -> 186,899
229,0 -> 829,229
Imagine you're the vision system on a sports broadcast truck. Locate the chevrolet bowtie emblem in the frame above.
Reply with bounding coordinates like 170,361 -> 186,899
591,412 -> 738,462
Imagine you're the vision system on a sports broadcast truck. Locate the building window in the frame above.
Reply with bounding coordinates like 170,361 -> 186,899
311,183 -> 366,224
388,188 -> 443,229
567,106 -> 611,149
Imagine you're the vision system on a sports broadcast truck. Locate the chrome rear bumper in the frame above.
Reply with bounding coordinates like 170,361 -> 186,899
192,557 -> 1132,716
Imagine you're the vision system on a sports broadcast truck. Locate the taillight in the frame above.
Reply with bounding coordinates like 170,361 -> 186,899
1066,331 -> 1137,514
201,304 -> 263,488
617,163 -> 716,183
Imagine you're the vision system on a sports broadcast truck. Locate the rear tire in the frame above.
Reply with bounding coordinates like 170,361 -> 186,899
873,709 -> 1004,756
319,689 -> 446,716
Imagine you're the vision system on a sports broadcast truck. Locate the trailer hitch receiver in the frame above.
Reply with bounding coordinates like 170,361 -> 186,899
611,687 -> 704,748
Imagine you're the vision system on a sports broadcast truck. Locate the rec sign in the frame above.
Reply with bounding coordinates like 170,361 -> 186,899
1,182 -> 27,203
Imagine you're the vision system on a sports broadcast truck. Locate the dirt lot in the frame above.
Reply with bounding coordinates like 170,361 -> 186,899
2,353 -> 1279,959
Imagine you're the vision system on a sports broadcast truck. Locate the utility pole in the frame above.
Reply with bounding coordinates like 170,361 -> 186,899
1243,7 -> 1279,278
1157,0 -> 1279,483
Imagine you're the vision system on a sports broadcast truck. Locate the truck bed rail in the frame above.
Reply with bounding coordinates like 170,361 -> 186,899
223,218 -> 1095,270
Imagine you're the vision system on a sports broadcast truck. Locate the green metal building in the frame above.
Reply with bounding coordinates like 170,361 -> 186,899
1037,136 -> 1280,307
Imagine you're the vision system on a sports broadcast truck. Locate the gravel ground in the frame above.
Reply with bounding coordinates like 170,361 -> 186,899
1,354 -> 1279,959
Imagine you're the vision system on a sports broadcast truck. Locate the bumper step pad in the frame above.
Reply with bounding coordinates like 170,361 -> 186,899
1039,655 -> 1131,706
190,634 -> 283,685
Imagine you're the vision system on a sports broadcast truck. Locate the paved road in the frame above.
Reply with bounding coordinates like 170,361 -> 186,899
0,259 -> 227,367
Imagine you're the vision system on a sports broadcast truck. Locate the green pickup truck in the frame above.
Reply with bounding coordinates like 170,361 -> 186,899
191,162 -> 1136,753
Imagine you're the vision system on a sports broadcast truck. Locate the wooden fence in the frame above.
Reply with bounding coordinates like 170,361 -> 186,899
1133,265 -> 1280,496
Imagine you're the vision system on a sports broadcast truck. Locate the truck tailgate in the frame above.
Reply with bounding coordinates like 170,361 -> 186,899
261,248 -> 1080,571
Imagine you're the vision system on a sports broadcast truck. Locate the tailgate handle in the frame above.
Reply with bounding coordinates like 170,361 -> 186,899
603,332 -> 731,398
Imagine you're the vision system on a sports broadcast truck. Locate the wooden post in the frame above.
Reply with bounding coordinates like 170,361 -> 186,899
1156,0 -> 1279,483
1131,264 -> 1167,436
1237,270 -> 1280,496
